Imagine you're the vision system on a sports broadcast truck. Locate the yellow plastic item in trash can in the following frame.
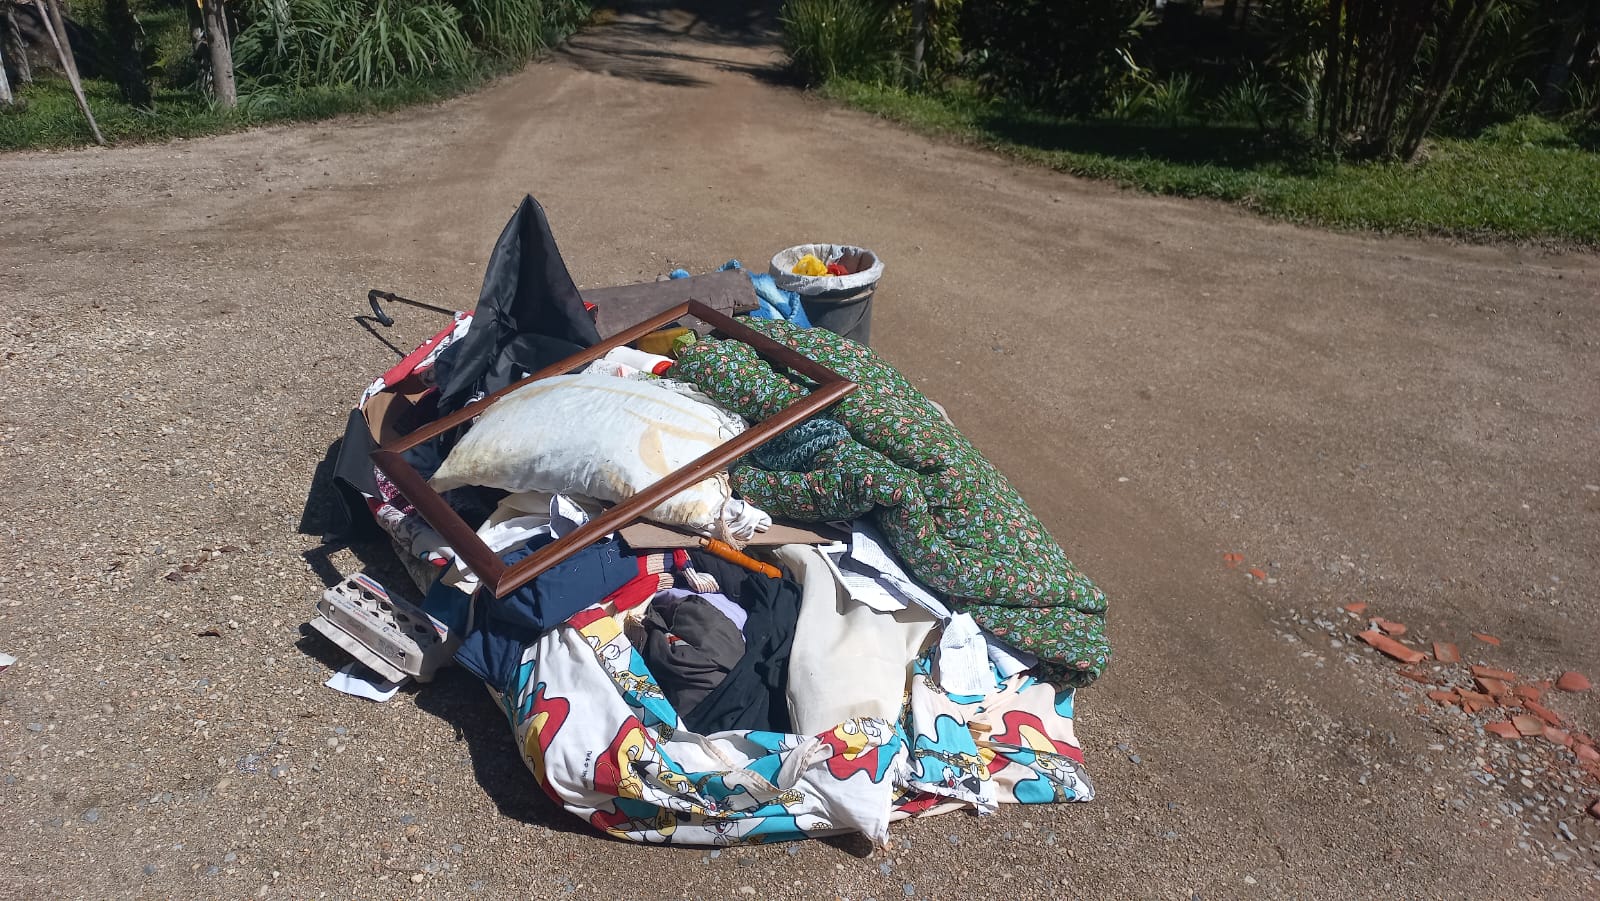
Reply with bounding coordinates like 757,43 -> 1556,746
790,253 -> 829,277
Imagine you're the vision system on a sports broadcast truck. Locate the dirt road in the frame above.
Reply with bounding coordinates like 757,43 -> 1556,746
3,2 -> 1599,897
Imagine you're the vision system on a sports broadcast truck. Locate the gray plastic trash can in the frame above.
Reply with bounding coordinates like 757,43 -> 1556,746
769,244 -> 884,346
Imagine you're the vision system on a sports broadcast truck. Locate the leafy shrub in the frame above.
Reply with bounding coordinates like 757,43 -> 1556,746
1209,72 -> 1280,130
452,0 -> 590,59
959,0 -> 1152,116
234,0 -> 471,88
1145,72 -> 1198,125
781,0 -> 899,85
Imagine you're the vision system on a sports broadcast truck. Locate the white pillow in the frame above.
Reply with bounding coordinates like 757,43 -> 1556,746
430,373 -> 738,534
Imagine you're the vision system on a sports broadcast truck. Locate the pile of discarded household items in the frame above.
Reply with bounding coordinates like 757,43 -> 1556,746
309,195 -> 1111,847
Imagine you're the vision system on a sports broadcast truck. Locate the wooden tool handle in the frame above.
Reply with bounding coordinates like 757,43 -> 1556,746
698,538 -> 781,580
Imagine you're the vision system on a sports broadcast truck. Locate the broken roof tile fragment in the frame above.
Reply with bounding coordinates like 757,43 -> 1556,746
1484,721 -> 1520,740
1511,714 -> 1544,737
1357,630 -> 1425,665
1555,671 -> 1591,693
1470,665 -> 1518,682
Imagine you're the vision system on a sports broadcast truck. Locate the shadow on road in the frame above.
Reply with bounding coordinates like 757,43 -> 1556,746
560,0 -> 795,88
412,669 -> 599,838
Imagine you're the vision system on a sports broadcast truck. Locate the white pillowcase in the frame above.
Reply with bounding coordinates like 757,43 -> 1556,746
430,373 -> 741,534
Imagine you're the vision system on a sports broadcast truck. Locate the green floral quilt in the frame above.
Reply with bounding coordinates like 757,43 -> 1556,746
671,319 -> 1110,687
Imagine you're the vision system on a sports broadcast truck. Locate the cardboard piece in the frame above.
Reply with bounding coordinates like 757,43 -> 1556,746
581,269 -> 757,339
618,519 -> 846,550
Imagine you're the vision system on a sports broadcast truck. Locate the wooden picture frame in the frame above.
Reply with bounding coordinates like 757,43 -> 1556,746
371,300 -> 856,598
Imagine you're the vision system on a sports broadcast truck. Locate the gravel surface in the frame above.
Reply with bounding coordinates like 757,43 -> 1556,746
3,1 -> 1599,897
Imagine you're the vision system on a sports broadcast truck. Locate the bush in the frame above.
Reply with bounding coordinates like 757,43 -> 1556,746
234,0 -> 472,88
959,0 -> 1152,116
781,0 -> 899,85
453,0 -> 590,59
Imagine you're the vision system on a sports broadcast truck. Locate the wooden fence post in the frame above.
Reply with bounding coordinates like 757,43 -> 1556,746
33,0 -> 104,144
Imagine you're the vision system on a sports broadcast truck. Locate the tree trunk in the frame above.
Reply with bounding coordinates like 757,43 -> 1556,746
0,41 -> 13,106
1400,0 -> 1495,162
34,0 -> 104,144
201,0 -> 235,109
43,0 -> 79,85
910,0 -> 927,84
1221,0 -> 1239,25
105,0 -> 151,108
2,4 -> 30,86
1538,0 -> 1590,113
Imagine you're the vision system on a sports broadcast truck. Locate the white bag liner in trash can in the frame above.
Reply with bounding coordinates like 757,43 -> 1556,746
769,244 -> 884,296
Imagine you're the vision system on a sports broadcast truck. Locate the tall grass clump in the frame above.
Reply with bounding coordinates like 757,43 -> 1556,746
235,0 -> 472,88
781,0 -> 899,84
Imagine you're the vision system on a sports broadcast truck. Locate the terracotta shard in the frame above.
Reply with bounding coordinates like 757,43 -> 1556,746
1343,601 -> 1368,614
1470,665 -> 1518,682
1472,632 -> 1502,646
1396,668 -> 1436,685
1511,714 -> 1544,737
1426,690 -> 1460,706
1578,744 -> 1600,763
1514,684 -> 1544,703
1543,728 -> 1572,748
1484,721 -> 1521,740
1474,676 -> 1510,697
1248,567 -> 1268,581
1358,630 -> 1426,665
1223,552 -> 1244,568
1374,618 -> 1408,636
1556,671 -> 1592,693
1432,642 -> 1461,664
1523,700 -> 1562,727
1590,800 -> 1600,820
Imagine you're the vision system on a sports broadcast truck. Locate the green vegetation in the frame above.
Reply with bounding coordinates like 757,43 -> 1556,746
0,65 -> 509,150
780,0 -> 897,84
781,0 -> 1600,243
0,0 -> 589,150
826,79 -> 1600,244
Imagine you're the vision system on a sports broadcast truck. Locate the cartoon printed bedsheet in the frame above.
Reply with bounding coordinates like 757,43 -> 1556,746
490,595 -> 1093,847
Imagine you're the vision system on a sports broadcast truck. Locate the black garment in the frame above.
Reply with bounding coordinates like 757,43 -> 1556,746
434,195 -> 601,415
454,535 -> 640,694
684,549 -> 786,598
641,597 -> 745,717
327,195 -> 600,539
682,570 -> 802,736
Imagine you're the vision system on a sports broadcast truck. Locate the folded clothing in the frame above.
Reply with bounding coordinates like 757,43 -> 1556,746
641,597 -> 745,716
455,535 -> 668,694
680,566 -> 801,736
651,587 -> 748,633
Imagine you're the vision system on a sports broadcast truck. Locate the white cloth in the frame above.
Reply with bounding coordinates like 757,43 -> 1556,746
822,522 -> 1039,683
444,492 -> 600,591
936,613 -> 994,696
721,498 -> 771,541
776,544 -> 938,736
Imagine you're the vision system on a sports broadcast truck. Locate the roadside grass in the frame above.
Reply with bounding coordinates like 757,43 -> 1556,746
0,64 -> 514,152
824,79 -> 1600,245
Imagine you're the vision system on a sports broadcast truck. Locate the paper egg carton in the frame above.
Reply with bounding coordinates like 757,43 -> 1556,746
309,572 -> 455,683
